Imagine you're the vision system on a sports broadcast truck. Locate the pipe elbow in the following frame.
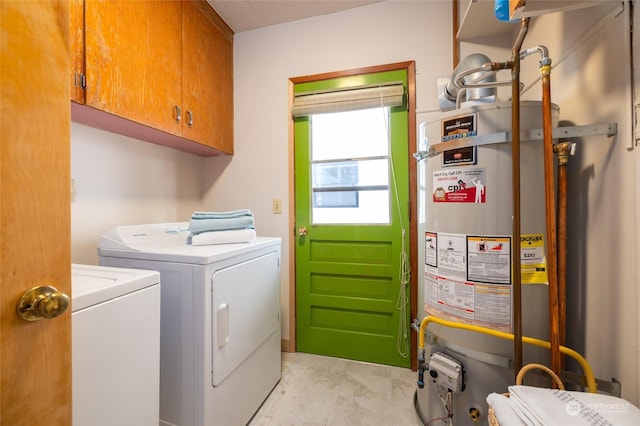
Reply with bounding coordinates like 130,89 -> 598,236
520,45 -> 551,67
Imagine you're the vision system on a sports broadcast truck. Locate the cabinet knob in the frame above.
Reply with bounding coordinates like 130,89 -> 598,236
174,105 -> 182,123
187,110 -> 193,127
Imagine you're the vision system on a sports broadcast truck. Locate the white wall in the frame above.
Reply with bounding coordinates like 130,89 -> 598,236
71,123 -> 202,264
200,0 -> 454,345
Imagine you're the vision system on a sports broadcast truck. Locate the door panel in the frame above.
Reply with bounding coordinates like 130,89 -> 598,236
1,1 -> 71,424
295,69 -> 410,367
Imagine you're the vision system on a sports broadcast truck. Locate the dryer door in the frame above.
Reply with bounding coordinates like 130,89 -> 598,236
211,251 -> 280,386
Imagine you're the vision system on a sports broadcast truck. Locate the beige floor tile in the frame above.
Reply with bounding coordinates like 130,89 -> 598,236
249,352 -> 422,426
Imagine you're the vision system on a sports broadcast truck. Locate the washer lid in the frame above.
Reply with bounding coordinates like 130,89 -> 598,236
98,222 -> 281,265
97,222 -> 190,251
71,264 -> 160,311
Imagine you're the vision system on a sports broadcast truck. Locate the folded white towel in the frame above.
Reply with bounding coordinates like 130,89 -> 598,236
190,229 -> 257,246
492,385 -> 640,426
487,393 -> 527,426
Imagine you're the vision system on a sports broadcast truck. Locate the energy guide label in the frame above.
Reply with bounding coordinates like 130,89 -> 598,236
521,233 -> 548,285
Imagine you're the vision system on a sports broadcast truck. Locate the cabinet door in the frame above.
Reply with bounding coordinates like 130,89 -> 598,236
182,0 -> 234,153
84,0 -> 182,136
70,0 -> 85,103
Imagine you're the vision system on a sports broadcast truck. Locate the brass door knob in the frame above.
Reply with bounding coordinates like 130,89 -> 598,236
16,285 -> 70,321
297,226 -> 308,236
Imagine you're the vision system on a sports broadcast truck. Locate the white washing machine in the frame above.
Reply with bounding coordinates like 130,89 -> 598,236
97,222 -> 282,426
71,263 -> 161,426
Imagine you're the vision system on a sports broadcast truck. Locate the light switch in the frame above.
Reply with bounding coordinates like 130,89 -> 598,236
272,199 -> 282,214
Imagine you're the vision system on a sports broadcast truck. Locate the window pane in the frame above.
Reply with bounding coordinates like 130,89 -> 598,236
313,190 -> 389,224
311,108 -> 389,161
312,159 -> 388,190
310,108 -> 390,225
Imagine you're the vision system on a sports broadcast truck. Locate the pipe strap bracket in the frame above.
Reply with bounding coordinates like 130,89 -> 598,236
413,123 -> 617,161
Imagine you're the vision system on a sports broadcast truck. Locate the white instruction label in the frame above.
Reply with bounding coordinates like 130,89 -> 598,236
423,231 -> 512,332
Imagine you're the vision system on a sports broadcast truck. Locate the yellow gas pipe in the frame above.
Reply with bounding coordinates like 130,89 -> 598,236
416,315 -> 597,393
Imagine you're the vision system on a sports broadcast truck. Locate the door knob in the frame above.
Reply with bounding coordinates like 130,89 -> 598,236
297,226 -> 308,236
16,285 -> 70,321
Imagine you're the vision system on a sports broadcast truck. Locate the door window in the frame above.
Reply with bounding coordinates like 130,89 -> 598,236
310,107 -> 390,224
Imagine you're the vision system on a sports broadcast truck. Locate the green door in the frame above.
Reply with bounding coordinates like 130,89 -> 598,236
294,70 -> 410,367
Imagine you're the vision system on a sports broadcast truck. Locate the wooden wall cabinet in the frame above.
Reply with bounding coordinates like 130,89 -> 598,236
71,0 -> 234,156
182,1 -> 234,154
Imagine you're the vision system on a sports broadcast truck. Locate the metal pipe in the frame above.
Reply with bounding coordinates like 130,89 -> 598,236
453,65 -> 511,108
511,17 -> 530,381
554,141 -> 575,369
443,53 -> 497,102
540,60 -> 562,379
558,152 -> 567,367
519,42 -> 562,380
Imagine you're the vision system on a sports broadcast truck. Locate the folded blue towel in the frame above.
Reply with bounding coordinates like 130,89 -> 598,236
189,210 -> 255,235
191,210 -> 253,220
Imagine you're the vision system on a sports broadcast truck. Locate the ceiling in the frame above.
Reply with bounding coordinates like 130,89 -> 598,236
207,0 -> 385,33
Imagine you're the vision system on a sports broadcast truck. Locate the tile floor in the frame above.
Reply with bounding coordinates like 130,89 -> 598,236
249,351 -> 422,426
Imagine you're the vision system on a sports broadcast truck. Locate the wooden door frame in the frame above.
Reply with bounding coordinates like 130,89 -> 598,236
287,61 -> 417,370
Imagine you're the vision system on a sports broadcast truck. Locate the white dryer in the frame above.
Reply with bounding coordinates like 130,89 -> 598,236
72,263 -> 161,426
97,223 -> 282,426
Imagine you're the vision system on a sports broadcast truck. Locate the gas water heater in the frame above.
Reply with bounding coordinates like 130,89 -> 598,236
415,101 -> 559,425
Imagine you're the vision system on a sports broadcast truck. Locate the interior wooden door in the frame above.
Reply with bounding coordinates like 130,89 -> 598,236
1,1 -> 72,425
84,0 -> 182,135
181,0 -> 234,153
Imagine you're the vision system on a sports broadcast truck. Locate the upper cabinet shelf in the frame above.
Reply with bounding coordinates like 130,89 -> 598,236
509,0 -> 615,19
457,0 -> 517,41
457,0 -> 617,41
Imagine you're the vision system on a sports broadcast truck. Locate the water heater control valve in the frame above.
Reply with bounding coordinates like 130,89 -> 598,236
428,352 -> 464,393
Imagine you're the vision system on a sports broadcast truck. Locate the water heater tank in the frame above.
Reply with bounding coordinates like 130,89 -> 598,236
420,100 -> 558,332
415,100 -> 559,426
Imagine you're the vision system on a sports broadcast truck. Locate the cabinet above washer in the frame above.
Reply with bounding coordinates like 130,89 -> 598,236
71,0 -> 233,156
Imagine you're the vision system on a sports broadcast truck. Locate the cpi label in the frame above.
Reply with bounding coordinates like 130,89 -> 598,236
432,167 -> 486,203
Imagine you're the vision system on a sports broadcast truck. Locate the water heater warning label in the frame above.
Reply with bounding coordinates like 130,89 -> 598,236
423,231 -> 512,332
433,168 -> 486,203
